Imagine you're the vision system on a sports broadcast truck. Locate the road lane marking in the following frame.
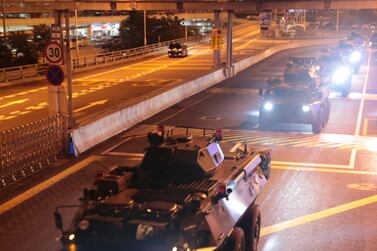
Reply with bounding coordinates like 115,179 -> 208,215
272,165 -> 377,176
73,99 -> 108,113
355,52 -> 372,136
102,137 -> 134,154
1,25 -> 260,121
230,143 -> 242,153
0,156 -> 102,215
260,194 -> 377,237
0,98 -> 28,109
272,161 -> 351,169
362,118 -> 369,135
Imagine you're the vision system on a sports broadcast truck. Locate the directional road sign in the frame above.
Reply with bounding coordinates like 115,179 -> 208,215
44,41 -> 63,64
210,29 -> 223,50
46,65 -> 64,86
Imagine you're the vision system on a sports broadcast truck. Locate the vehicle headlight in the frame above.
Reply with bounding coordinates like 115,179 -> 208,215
263,102 -> 273,111
349,51 -> 361,63
332,67 -> 350,84
302,105 -> 310,112
78,220 -> 90,230
68,233 -> 75,241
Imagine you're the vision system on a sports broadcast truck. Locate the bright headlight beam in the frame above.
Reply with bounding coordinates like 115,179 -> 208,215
349,51 -> 361,63
332,67 -> 350,84
68,234 -> 75,241
263,102 -> 273,111
302,105 -> 310,112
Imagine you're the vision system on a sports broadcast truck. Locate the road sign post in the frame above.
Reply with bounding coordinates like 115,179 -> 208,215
46,64 -> 67,116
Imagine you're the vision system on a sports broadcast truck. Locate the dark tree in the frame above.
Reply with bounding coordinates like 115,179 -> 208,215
106,11 -> 199,51
0,38 -> 12,68
33,24 -> 51,53
8,31 -> 39,66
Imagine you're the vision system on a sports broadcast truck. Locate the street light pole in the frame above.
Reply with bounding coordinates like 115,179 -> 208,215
144,10 -> 147,46
1,0 -> 6,44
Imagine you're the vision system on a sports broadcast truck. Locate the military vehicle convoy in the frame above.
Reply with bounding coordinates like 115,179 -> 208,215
258,57 -> 331,134
54,127 -> 271,251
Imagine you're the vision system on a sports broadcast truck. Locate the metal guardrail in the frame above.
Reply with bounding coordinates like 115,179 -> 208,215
0,35 -> 209,84
0,114 -> 66,189
73,34 -> 210,69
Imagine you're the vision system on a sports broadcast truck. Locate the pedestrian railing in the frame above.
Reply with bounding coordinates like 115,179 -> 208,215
0,114 -> 66,189
0,34 -> 209,84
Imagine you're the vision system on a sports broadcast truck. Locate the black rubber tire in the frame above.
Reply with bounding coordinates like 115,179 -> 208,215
258,113 -> 270,131
341,79 -> 352,97
241,204 -> 261,251
223,227 -> 245,251
341,88 -> 350,97
312,108 -> 323,134
325,100 -> 331,123
353,64 -> 360,74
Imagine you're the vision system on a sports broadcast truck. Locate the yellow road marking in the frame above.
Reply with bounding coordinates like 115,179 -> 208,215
0,156 -> 101,215
362,118 -> 369,136
260,194 -> 377,237
272,165 -> 377,176
272,160 -> 351,169
355,52 -> 372,136
73,99 -> 108,113
0,98 -> 28,108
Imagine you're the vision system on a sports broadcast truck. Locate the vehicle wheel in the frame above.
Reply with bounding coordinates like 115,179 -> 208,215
353,64 -> 360,74
241,204 -> 261,251
311,109 -> 323,134
341,87 -> 350,97
325,100 -> 331,123
258,114 -> 270,131
223,227 -> 245,251
341,79 -> 352,97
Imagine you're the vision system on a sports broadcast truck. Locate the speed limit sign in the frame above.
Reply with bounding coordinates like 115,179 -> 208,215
44,41 -> 63,64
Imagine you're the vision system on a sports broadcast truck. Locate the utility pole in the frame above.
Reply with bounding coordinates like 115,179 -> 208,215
185,11 -> 188,38
1,0 -> 6,44
336,10 -> 340,32
74,9 -> 79,61
213,10 -> 221,67
226,10 -> 233,77
64,10 -> 74,128
144,10 -> 147,46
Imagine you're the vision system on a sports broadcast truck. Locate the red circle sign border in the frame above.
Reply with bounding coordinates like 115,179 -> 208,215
44,41 -> 63,64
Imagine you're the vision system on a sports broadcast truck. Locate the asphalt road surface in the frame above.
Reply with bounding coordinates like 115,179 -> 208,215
1,46 -> 377,251
0,22 -> 269,131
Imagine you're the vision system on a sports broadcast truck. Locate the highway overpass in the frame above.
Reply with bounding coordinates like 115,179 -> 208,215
4,0 -> 377,13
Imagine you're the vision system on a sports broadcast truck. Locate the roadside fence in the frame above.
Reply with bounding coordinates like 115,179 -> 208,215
0,34 -> 209,84
0,114 -> 66,189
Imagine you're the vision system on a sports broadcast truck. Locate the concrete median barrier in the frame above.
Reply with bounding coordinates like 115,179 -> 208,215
71,38 -> 337,155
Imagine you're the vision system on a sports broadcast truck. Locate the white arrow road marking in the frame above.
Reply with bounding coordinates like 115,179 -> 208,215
73,99 -> 108,113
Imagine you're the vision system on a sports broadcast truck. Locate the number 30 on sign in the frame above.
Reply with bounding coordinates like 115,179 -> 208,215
44,41 -> 63,64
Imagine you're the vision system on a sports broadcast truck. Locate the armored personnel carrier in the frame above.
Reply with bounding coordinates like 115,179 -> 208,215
258,57 -> 331,134
54,127 -> 271,251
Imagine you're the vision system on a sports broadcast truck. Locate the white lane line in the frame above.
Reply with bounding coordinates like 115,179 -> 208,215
355,52 -> 372,136
102,137 -> 133,154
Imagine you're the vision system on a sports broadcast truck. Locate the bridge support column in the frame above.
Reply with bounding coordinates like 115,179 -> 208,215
213,10 -> 221,67
225,10 -> 234,78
